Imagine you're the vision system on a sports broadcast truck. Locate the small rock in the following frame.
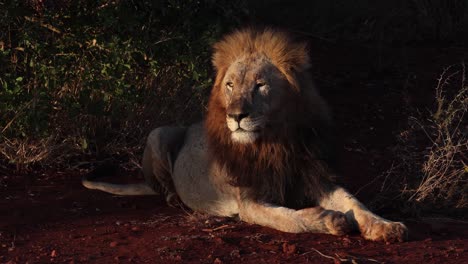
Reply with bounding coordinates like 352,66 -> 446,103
109,241 -> 118,247
213,258 -> 223,264
213,237 -> 224,244
114,256 -> 126,261
282,242 -> 296,255
131,226 -> 140,232
51,250 -> 58,257
230,250 -> 240,258
342,237 -> 352,246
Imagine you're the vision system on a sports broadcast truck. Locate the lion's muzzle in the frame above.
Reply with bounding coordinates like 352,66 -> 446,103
226,115 -> 265,143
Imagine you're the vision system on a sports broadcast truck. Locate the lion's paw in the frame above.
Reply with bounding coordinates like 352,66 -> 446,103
323,211 -> 353,236
361,219 -> 408,243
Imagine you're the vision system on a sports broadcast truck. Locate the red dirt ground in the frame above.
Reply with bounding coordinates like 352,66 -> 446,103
1,43 -> 467,263
0,171 -> 467,264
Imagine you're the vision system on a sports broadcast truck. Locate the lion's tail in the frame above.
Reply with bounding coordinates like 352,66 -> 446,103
82,175 -> 158,196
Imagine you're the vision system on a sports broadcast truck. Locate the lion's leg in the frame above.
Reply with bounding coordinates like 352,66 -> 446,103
238,201 -> 353,235
143,126 -> 186,207
318,187 -> 408,242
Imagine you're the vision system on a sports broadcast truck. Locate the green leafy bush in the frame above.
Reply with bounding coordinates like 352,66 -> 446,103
0,0 -> 247,168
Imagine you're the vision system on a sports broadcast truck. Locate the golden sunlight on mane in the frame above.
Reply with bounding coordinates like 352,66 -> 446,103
212,28 -> 310,90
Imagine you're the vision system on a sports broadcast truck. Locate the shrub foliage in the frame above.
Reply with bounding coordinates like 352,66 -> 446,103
0,0 -> 247,168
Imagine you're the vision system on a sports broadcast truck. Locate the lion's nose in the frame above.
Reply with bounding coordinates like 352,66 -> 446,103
228,113 -> 249,123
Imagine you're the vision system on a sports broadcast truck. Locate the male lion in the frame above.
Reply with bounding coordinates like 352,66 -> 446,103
83,28 -> 408,242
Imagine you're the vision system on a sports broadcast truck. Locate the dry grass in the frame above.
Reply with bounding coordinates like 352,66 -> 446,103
0,137 -> 67,171
363,64 -> 467,213
408,64 -> 467,208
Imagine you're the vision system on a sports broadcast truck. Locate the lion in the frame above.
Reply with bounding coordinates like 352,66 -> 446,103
82,28 -> 408,242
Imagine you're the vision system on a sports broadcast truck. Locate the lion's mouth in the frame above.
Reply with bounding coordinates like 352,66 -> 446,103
227,117 -> 265,131
231,129 -> 259,143
226,116 -> 265,143
235,127 -> 258,132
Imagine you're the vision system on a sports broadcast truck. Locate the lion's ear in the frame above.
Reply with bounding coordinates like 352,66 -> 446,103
212,40 -> 233,72
211,47 -> 225,93
289,42 -> 311,72
211,49 -> 222,72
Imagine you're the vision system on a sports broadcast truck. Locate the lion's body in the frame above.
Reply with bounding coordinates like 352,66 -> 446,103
82,28 -> 408,242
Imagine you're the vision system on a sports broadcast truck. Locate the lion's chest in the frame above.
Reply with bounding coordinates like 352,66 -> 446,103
172,123 -> 239,217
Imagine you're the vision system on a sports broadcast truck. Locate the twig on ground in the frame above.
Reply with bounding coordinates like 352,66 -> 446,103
201,224 -> 232,232
302,247 -> 382,263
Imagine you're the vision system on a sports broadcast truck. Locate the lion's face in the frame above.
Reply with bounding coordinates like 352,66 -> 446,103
221,54 -> 289,144
206,28 -> 333,207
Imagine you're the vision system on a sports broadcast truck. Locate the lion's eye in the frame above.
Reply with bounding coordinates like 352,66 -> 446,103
255,82 -> 267,93
226,82 -> 233,91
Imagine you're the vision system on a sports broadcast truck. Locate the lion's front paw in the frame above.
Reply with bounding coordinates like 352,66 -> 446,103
361,219 -> 408,242
323,211 -> 353,236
